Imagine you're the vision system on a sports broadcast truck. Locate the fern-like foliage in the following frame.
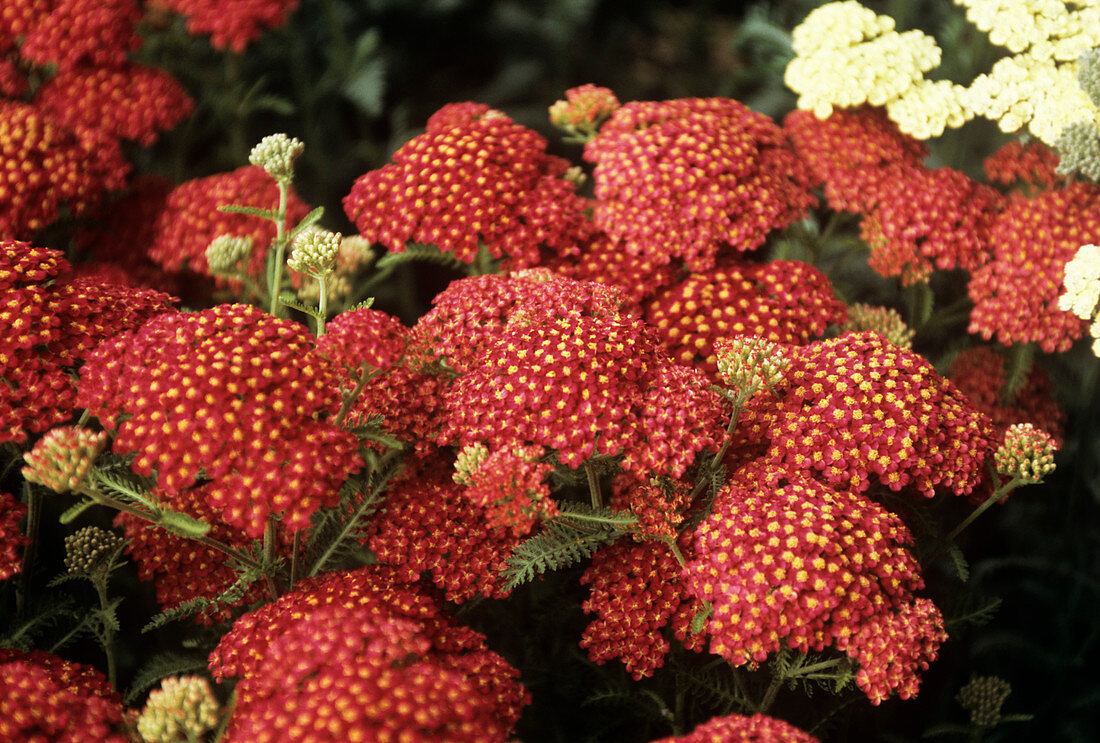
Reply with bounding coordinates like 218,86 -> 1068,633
375,243 -> 466,271
124,651 -> 211,704
501,503 -> 636,591
0,595 -> 79,651
142,566 -> 263,632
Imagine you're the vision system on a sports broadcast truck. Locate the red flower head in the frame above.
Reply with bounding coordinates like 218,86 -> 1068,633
585,97 -> 816,271
0,649 -> 128,742
77,303 -> 362,538
365,463 -> 529,602
684,461 -> 945,704
209,566 -> 530,742
983,139 -> 1064,191
0,490 -> 28,580
454,443 -> 557,537
579,538 -> 704,679
651,713 -> 819,743
152,0 -> 300,53
554,229 -> 681,309
35,63 -> 194,146
315,306 -> 408,371
14,0 -> 140,72
0,101 -> 129,238
645,259 -> 847,375
947,346 -> 1065,445
862,167 -> 1001,285
968,182 -> 1100,352
147,165 -> 311,281
1,241 -> 175,444
0,56 -> 28,97
737,331 -> 993,498
783,106 -> 927,213
429,272 -> 725,476
344,102 -> 591,267
114,482 -> 275,623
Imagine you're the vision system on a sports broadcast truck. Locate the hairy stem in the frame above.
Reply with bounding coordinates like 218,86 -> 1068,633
316,276 -> 328,336
948,476 -> 1024,542
92,578 -> 117,688
17,482 -> 40,615
268,178 -> 290,317
263,515 -> 280,599
585,461 -> 602,509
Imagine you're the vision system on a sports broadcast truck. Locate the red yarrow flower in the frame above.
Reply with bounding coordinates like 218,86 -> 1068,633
455,444 -> 557,537
0,649 -> 128,742
983,139 -> 1064,191
0,490 -> 28,580
35,63 -> 194,146
209,565 -> 530,742
585,97 -> 816,270
151,0 -> 300,53
684,461 -> 945,704
77,303 -> 362,538
645,259 -> 847,375
735,331 -> 993,498
344,102 -> 591,268
14,0 -> 140,72
650,712 -> 819,742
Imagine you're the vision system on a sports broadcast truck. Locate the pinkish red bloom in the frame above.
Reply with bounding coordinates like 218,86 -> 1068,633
15,0 -> 140,72
549,84 -> 620,128
784,106 -> 927,213
735,331 -> 992,498
862,167 -> 1001,285
0,490 -> 28,580
0,649 -> 128,742
968,183 -> 1100,352
34,63 -> 194,146
651,712 -> 819,742
152,0 -> 300,52
552,229 -> 681,310
684,461 -> 944,704
456,445 -> 557,537
645,260 -> 847,375
146,166 -> 310,281
0,101 -> 129,238
983,139 -> 1064,191
77,303 -> 362,538
209,565 -> 530,742
947,346 -> 1065,445
585,97 -> 816,270
315,307 -> 409,371
345,102 -> 591,267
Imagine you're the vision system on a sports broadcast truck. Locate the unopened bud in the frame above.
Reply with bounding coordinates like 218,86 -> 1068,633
549,85 -> 620,130
714,336 -> 790,394
842,303 -> 915,349
287,228 -> 341,277
994,423 -> 1056,483
136,675 -> 220,743
249,133 -> 304,180
454,442 -> 489,486
64,526 -> 124,576
205,235 -> 253,276
22,427 -> 108,493
956,675 -> 1011,728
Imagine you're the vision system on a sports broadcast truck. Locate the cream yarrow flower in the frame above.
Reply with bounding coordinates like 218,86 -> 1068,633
63,526 -> 124,576
205,235 -> 253,276
1058,243 -> 1100,319
785,1 -> 942,120
248,133 -> 304,180
136,675 -> 220,743
886,79 -> 973,139
994,423 -> 1057,483
287,228 -> 341,277
22,427 -> 108,493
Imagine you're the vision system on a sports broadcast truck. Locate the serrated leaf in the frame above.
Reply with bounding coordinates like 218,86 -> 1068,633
288,207 -> 326,241
375,243 -> 466,271
59,499 -> 96,524
218,204 -> 277,220
947,543 -> 970,582
158,510 -> 212,539
278,296 -> 323,320
124,651 -> 210,705
249,94 -> 295,116
342,58 -> 388,117
346,297 -> 376,312
501,517 -> 627,591
143,566 -> 261,632
921,723 -> 973,738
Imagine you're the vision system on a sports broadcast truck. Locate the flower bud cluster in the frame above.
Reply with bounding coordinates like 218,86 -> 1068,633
842,303 -> 915,348
956,675 -> 1012,728
248,133 -> 304,180
549,85 -> 621,132
713,336 -> 789,394
22,426 -> 108,493
136,675 -> 220,743
287,228 -> 341,277
205,235 -> 253,276
63,526 -> 124,576
994,423 -> 1057,483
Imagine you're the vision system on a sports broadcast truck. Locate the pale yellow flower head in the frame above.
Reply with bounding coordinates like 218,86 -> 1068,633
886,79 -> 973,139
1058,243 -> 1100,320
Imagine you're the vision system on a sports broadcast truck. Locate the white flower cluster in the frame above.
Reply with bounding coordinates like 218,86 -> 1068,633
287,227 -> 342,277
249,132 -> 304,180
1059,243 -> 1100,356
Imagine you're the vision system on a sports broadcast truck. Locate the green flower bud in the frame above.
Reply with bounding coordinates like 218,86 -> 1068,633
956,675 -> 1012,729
63,526 -> 124,576
205,235 -> 253,276
994,423 -> 1057,483
713,335 -> 790,394
22,426 -> 108,493
1077,48 -> 1100,109
454,442 -> 490,485
249,133 -> 304,180
1055,122 -> 1100,183
842,303 -> 915,348
287,228 -> 341,277
136,675 -> 220,743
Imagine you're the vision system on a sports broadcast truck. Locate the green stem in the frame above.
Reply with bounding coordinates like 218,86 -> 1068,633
335,363 -> 374,427
907,279 -> 934,332
316,276 -> 328,336
289,528 -> 302,589
730,667 -> 759,713
17,482 -> 40,615
268,178 -> 290,317
93,578 -> 117,688
262,515 -> 280,599
585,461 -> 602,508
690,387 -> 753,501
760,674 -> 783,713
948,477 -> 1024,542
787,657 -> 846,677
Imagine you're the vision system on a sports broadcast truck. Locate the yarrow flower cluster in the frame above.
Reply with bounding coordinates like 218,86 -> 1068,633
841,303 -> 915,349
713,335 -> 790,394
287,227 -> 341,277
736,332 -> 992,497
77,303 -> 362,538
345,102 -> 591,267
0,649 -> 128,742
0,490 -> 28,581
994,423 -> 1057,483
549,84 -> 621,133
136,675 -> 220,743
248,133 -> 305,180
209,566 -> 530,741
62,526 -> 125,576
684,462 -> 945,704
956,675 -> 1013,729
584,97 -> 816,270
644,260 -> 846,374
1058,242 -> 1100,355
651,713 -> 820,742
454,444 -> 557,537
21,426 -> 109,493
151,0 -> 301,52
